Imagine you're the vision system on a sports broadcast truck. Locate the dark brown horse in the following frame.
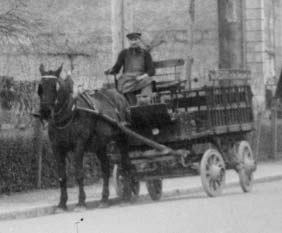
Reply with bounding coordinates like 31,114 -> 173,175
37,64 -> 133,210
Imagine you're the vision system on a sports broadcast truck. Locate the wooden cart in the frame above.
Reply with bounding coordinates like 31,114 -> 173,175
110,66 -> 257,200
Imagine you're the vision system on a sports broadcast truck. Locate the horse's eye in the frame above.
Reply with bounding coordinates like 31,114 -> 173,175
37,84 -> 43,96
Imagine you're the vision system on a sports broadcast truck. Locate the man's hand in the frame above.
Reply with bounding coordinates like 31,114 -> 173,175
137,73 -> 148,81
104,68 -> 112,75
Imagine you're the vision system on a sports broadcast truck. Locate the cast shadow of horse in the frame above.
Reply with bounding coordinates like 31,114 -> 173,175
37,64 -> 134,211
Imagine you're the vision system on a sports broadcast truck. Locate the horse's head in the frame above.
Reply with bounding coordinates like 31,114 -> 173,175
37,64 -> 73,120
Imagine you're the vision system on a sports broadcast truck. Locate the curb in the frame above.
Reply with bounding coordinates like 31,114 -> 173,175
1,174 -> 282,221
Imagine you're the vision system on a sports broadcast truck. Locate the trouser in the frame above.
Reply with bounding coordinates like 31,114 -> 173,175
124,84 -> 153,106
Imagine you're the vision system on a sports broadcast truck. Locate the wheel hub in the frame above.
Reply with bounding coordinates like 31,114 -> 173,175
243,158 -> 257,174
210,164 -> 222,179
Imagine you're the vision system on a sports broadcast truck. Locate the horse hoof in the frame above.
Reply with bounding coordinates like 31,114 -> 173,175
74,205 -> 87,212
130,195 -> 138,203
118,200 -> 129,207
55,206 -> 67,214
122,195 -> 132,203
98,201 -> 109,208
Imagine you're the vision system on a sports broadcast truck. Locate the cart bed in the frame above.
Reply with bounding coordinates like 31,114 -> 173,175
128,84 -> 254,146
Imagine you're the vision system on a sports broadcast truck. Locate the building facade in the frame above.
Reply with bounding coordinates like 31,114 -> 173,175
0,0 -> 281,114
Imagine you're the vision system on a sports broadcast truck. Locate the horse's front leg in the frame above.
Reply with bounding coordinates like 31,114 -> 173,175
54,147 -> 68,210
96,146 -> 110,205
117,136 -> 133,201
74,141 -> 86,207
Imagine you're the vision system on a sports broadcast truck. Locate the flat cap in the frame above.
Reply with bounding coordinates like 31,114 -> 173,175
126,32 -> 141,40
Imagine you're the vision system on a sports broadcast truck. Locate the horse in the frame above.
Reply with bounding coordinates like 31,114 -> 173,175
37,64 -> 133,210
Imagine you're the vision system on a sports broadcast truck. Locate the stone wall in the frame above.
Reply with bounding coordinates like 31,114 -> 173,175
1,0 -> 282,129
0,0 -> 222,128
134,0 -> 219,85
0,0 -> 219,88
1,0 -> 282,99
0,0 -> 112,89
245,0 -> 282,109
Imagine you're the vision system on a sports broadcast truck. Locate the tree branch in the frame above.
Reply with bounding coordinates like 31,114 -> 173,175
0,1 -> 45,52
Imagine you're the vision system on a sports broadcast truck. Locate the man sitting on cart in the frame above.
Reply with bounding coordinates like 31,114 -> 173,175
105,32 -> 155,105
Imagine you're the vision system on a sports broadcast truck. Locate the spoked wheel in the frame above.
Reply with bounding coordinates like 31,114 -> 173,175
113,164 -> 140,199
146,179 -> 162,201
236,141 -> 256,193
200,149 -> 226,197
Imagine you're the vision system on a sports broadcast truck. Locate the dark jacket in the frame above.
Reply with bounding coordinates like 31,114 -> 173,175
110,47 -> 155,76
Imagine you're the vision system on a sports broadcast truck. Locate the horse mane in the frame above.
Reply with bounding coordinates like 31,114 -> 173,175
62,75 -> 74,94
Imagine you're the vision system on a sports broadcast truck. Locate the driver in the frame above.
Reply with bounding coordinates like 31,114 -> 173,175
105,32 -> 155,105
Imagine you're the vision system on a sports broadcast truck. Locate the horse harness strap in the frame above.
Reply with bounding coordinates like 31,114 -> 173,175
41,75 -> 57,79
80,92 -> 98,112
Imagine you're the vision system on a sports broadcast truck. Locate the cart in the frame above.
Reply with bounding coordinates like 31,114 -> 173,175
110,65 -> 257,200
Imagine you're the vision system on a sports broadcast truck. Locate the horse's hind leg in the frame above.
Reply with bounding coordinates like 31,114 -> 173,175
117,136 -> 133,201
54,147 -> 68,210
73,141 -> 86,208
96,146 -> 110,205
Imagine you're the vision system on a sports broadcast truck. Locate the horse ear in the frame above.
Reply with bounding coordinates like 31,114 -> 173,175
39,64 -> 45,75
55,64 -> 63,77
65,75 -> 74,93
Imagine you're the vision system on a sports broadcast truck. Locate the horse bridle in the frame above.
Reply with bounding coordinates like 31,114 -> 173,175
39,75 -> 59,104
40,75 -> 75,129
41,75 -> 58,79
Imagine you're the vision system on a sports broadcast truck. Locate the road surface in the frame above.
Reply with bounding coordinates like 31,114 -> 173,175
0,180 -> 282,233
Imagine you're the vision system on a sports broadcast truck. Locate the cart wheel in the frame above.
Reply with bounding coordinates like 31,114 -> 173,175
200,149 -> 226,197
113,164 -> 140,199
236,141 -> 256,193
146,179 -> 162,201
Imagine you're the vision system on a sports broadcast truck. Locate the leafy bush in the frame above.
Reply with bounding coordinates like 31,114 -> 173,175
0,129 -> 102,194
0,130 -> 36,193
